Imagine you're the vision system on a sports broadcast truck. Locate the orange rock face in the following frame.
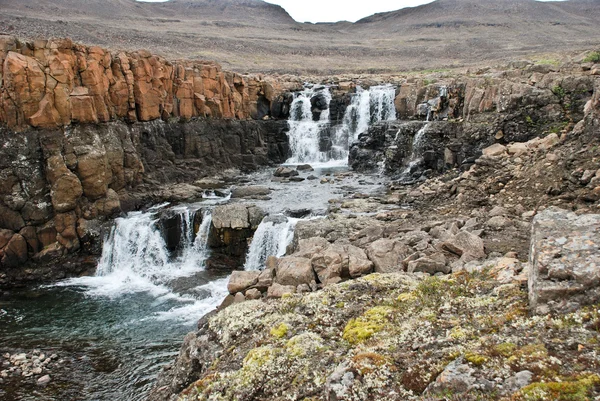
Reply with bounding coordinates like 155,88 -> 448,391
0,36 -> 291,131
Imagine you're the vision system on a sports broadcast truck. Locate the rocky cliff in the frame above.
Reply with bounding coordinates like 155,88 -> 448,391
0,36 -> 298,287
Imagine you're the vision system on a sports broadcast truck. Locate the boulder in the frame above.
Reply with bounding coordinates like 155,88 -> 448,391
245,288 -> 262,300
212,204 -> 264,230
529,207 -> 600,315
407,257 -> 450,275
366,239 -> 411,273
425,357 -> 476,395
296,164 -> 314,171
274,167 -> 299,177
231,186 -> 271,199
294,237 -> 331,258
441,231 -> 485,262
275,256 -> 315,287
1,233 -> 28,267
227,271 -> 260,294
256,268 -> 275,291
482,143 -> 506,157
267,283 -> 296,298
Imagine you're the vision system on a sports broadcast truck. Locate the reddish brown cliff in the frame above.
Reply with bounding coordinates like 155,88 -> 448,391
0,36 -> 298,131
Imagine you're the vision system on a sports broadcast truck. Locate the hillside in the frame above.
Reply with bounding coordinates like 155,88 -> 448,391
0,0 -> 599,74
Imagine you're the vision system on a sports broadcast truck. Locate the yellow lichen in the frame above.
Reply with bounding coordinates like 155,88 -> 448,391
493,342 -> 517,358
465,351 -> 489,366
512,374 -> 600,401
449,326 -> 468,340
342,306 -> 394,344
270,322 -> 289,339
243,346 -> 276,369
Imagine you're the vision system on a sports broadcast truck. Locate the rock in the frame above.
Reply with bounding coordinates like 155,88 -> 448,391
537,133 -> 560,150
486,216 -> 513,229
1,234 -> 28,267
407,257 -> 450,275
294,237 -> 331,258
296,164 -> 314,171
307,175 -> 318,180
425,357 -> 475,395
245,288 -> 262,300
311,243 -> 373,285
231,186 -> 271,199
233,292 -> 246,303
529,207 -> 600,315
227,271 -> 260,294
256,268 -> 275,291
366,239 -> 411,273
399,230 -> 430,246
267,283 -> 296,298
275,257 -> 315,287
507,142 -> 529,156
274,167 -> 299,177
441,231 -> 485,262
37,375 -> 51,385
289,176 -> 305,182
212,204 -> 264,230
488,206 -> 508,217
482,143 -> 506,157
502,371 -> 533,395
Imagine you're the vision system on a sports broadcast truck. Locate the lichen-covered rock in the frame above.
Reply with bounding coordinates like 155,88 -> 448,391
151,271 -> 600,401
529,207 -> 600,315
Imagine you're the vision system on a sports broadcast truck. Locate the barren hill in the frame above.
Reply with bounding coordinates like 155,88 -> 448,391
1,0 -> 599,73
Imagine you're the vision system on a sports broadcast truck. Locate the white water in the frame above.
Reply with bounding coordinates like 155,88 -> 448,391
399,122 -> 430,178
286,86 -> 332,164
60,206 -> 229,322
244,216 -> 298,271
286,84 -> 396,165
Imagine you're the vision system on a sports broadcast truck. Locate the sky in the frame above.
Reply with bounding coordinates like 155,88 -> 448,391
137,0 -> 566,24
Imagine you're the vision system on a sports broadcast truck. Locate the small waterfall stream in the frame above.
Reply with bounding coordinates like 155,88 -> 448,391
286,84 -> 396,165
243,215 -> 298,271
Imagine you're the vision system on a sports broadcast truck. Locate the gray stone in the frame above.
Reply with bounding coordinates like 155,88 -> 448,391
37,375 -> 51,385
256,268 -> 275,291
267,283 -> 296,298
274,167 -> 299,177
212,204 -> 264,230
502,371 -> 533,395
231,186 -> 271,198
275,257 -> 315,287
366,239 -> 411,273
227,271 -> 260,294
425,357 -> 475,395
441,231 -> 485,262
407,257 -> 450,275
486,216 -> 513,229
529,207 -> 600,315
245,288 -> 262,300
233,292 -> 246,304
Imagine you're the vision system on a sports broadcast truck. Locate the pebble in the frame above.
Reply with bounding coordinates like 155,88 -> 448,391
37,374 -> 51,385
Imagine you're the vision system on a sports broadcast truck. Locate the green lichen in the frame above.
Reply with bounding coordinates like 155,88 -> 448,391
270,322 -> 289,339
465,351 -> 488,366
343,305 -> 394,344
493,342 -> 517,358
513,374 -> 600,401
583,51 -> 600,63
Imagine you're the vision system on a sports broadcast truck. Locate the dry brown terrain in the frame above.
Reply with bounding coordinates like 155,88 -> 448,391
0,0 -> 599,74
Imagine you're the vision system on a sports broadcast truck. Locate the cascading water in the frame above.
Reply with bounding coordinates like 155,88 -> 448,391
243,215 -> 298,271
286,86 -> 332,164
87,208 -> 214,297
286,84 -> 396,165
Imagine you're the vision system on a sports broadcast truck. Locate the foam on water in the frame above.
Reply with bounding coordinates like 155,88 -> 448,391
244,216 -> 299,271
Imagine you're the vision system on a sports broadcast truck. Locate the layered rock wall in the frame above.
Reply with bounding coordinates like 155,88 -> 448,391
0,36 -> 300,131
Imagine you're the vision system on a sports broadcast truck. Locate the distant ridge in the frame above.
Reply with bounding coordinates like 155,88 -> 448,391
1,0 -> 598,73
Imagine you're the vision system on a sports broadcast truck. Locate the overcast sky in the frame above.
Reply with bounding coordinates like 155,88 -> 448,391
138,0 -> 565,23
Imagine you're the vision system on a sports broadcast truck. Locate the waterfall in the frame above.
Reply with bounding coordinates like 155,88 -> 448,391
286,86 -> 332,164
398,122 -> 430,179
286,84 -> 396,165
244,215 -> 298,271
62,206 -> 217,300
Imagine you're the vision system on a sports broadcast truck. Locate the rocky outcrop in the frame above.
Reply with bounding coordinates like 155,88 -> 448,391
0,36 -> 301,132
0,117 -> 289,286
529,207 -> 600,315
351,65 -> 597,181
150,272 -> 600,401
0,36 -> 298,286
208,204 -> 265,270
